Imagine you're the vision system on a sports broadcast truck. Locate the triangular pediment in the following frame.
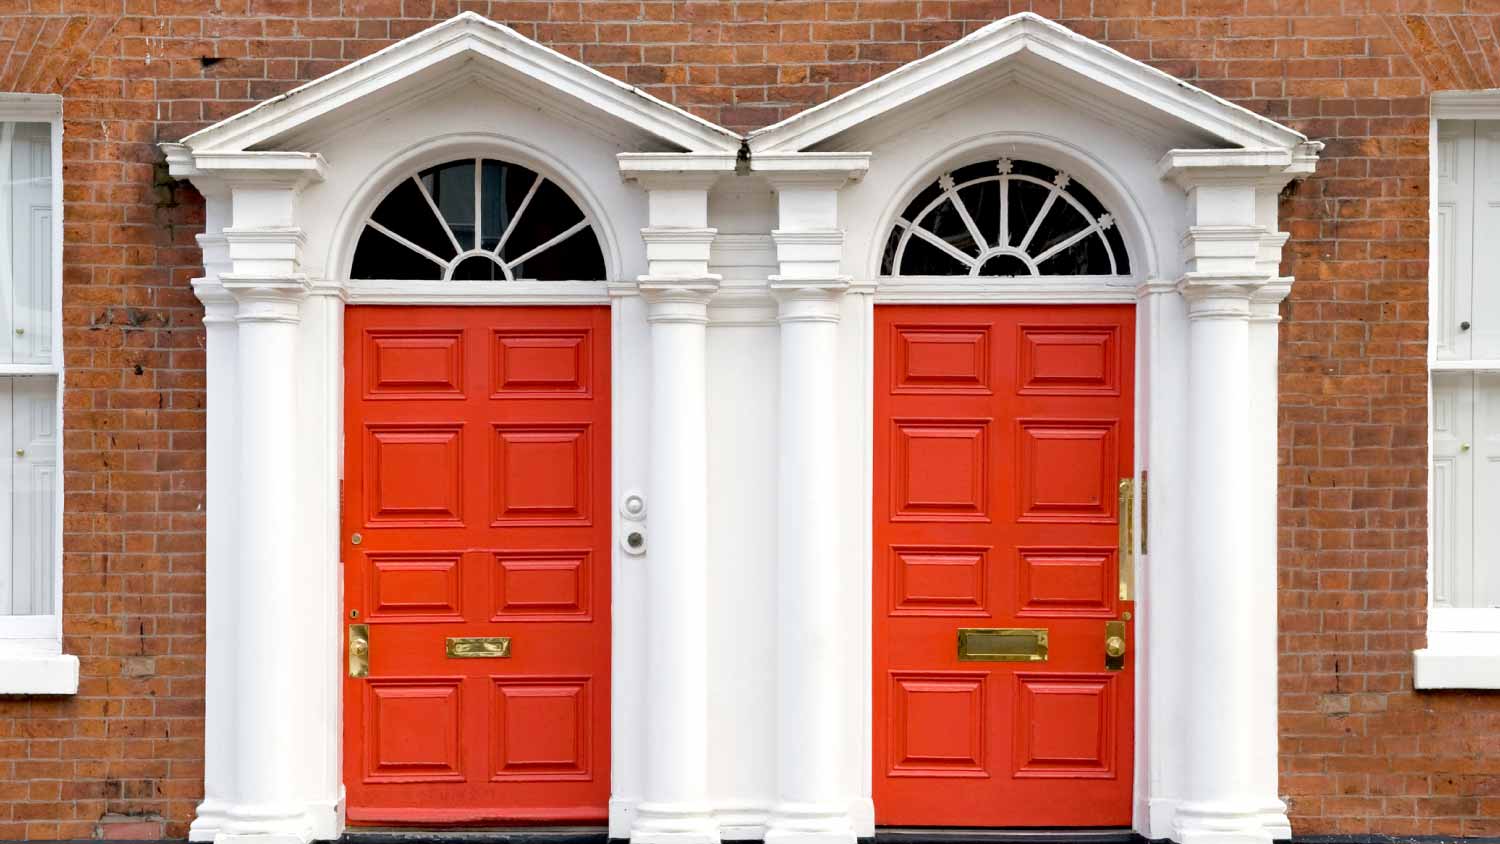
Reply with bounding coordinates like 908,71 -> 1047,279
747,12 -> 1308,154
177,12 -> 741,155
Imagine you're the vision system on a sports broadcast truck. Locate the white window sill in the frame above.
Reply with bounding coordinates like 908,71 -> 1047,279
1415,624 -> 1500,689
0,652 -> 78,695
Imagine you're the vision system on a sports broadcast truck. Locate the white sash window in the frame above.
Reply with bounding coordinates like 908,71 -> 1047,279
1420,105 -> 1500,688
0,95 -> 71,694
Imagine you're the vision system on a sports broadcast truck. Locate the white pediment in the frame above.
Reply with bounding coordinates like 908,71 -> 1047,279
177,12 -> 742,155
747,12 -> 1310,155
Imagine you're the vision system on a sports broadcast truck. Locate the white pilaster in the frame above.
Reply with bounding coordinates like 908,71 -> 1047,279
756,156 -> 867,844
188,180 -> 236,844
1160,153 -> 1304,844
1249,281 -> 1292,842
186,153 -> 326,844
621,154 -> 734,844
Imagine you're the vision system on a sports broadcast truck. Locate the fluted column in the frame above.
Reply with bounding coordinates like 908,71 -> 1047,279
619,153 -> 735,844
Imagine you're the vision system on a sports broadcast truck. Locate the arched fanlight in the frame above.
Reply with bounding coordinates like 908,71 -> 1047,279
881,159 -> 1129,277
351,157 -> 607,281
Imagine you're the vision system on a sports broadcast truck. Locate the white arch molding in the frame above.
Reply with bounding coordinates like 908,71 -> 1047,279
161,10 -> 1320,844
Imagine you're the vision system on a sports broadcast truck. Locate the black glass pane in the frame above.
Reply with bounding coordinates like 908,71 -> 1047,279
350,225 -> 442,280
977,253 -> 1032,277
368,177 -> 457,263
451,253 -> 506,281
1031,198 -> 1089,257
896,234 -> 970,275
880,228 -> 902,275
513,226 -> 605,281
501,180 -> 588,267
420,160 -> 476,250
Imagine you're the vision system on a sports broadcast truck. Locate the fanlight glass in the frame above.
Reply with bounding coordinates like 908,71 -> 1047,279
881,159 -> 1129,277
351,157 -> 606,281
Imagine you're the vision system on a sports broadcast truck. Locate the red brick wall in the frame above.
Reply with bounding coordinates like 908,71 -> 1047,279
0,0 -> 1494,839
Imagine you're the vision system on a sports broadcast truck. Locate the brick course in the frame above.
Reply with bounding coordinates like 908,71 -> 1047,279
0,0 -> 1495,838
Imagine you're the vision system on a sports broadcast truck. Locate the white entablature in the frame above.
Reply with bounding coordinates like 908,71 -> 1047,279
160,11 -> 1319,844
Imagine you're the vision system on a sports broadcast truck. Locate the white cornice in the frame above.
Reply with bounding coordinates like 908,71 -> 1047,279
1432,89 -> 1500,120
174,12 -> 740,155
751,152 -> 871,187
746,12 -> 1308,154
0,93 -> 61,122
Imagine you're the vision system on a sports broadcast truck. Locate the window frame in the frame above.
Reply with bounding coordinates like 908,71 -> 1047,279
0,93 -> 73,693
1418,92 -> 1500,689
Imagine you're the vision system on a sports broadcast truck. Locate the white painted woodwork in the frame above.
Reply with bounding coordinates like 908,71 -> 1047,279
1418,102 -> 1500,688
0,96 -> 72,693
162,13 -> 1319,844
756,160 -> 866,844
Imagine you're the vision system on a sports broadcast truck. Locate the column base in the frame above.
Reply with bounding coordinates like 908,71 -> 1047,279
1173,802 -> 1273,844
189,799 -> 229,842
765,802 -> 856,844
1258,801 -> 1291,841
214,804 -> 316,844
631,802 -> 721,844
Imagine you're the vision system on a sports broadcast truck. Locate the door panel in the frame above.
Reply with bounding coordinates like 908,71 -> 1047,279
343,306 -> 610,825
874,305 -> 1134,827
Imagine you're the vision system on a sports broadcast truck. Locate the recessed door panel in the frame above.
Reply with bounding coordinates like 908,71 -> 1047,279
344,306 -> 610,824
874,304 -> 1135,827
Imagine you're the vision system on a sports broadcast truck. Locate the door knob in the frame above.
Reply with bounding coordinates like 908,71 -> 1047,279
1105,620 -> 1126,671
348,624 -> 370,678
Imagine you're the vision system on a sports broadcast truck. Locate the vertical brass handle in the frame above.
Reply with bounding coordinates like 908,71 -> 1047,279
1117,479 -> 1134,601
348,624 -> 369,678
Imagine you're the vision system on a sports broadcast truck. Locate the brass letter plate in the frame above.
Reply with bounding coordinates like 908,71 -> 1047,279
446,636 -> 512,658
957,628 -> 1048,662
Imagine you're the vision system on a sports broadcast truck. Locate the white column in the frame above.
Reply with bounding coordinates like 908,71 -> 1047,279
220,279 -> 311,844
191,154 -> 325,844
635,281 -> 719,844
767,283 -> 853,844
1160,154 -> 1307,844
620,154 -> 735,844
1174,279 -> 1266,844
753,156 -> 867,844
189,181 -> 236,844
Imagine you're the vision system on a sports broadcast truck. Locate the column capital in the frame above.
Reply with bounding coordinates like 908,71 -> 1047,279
639,280 -> 718,324
769,280 -> 849,324
1177,275 -> 1258,321
224,277 -> 311,325
193,279 -> 239,325
1249,279 -> 1292,323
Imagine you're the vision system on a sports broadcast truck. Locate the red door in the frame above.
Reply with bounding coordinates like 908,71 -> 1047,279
873,305 -> 1135,827
342,305 -> 610,825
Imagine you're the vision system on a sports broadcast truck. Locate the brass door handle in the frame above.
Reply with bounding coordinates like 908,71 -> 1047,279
348,624 -> 369,678
1105,620 -> 1126,671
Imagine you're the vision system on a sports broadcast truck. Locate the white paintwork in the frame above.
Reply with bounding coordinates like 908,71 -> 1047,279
758,161 -> 865,844
1420,100 -> 1500,687
0,94 -> 69,694
160,14 -> 1319,844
